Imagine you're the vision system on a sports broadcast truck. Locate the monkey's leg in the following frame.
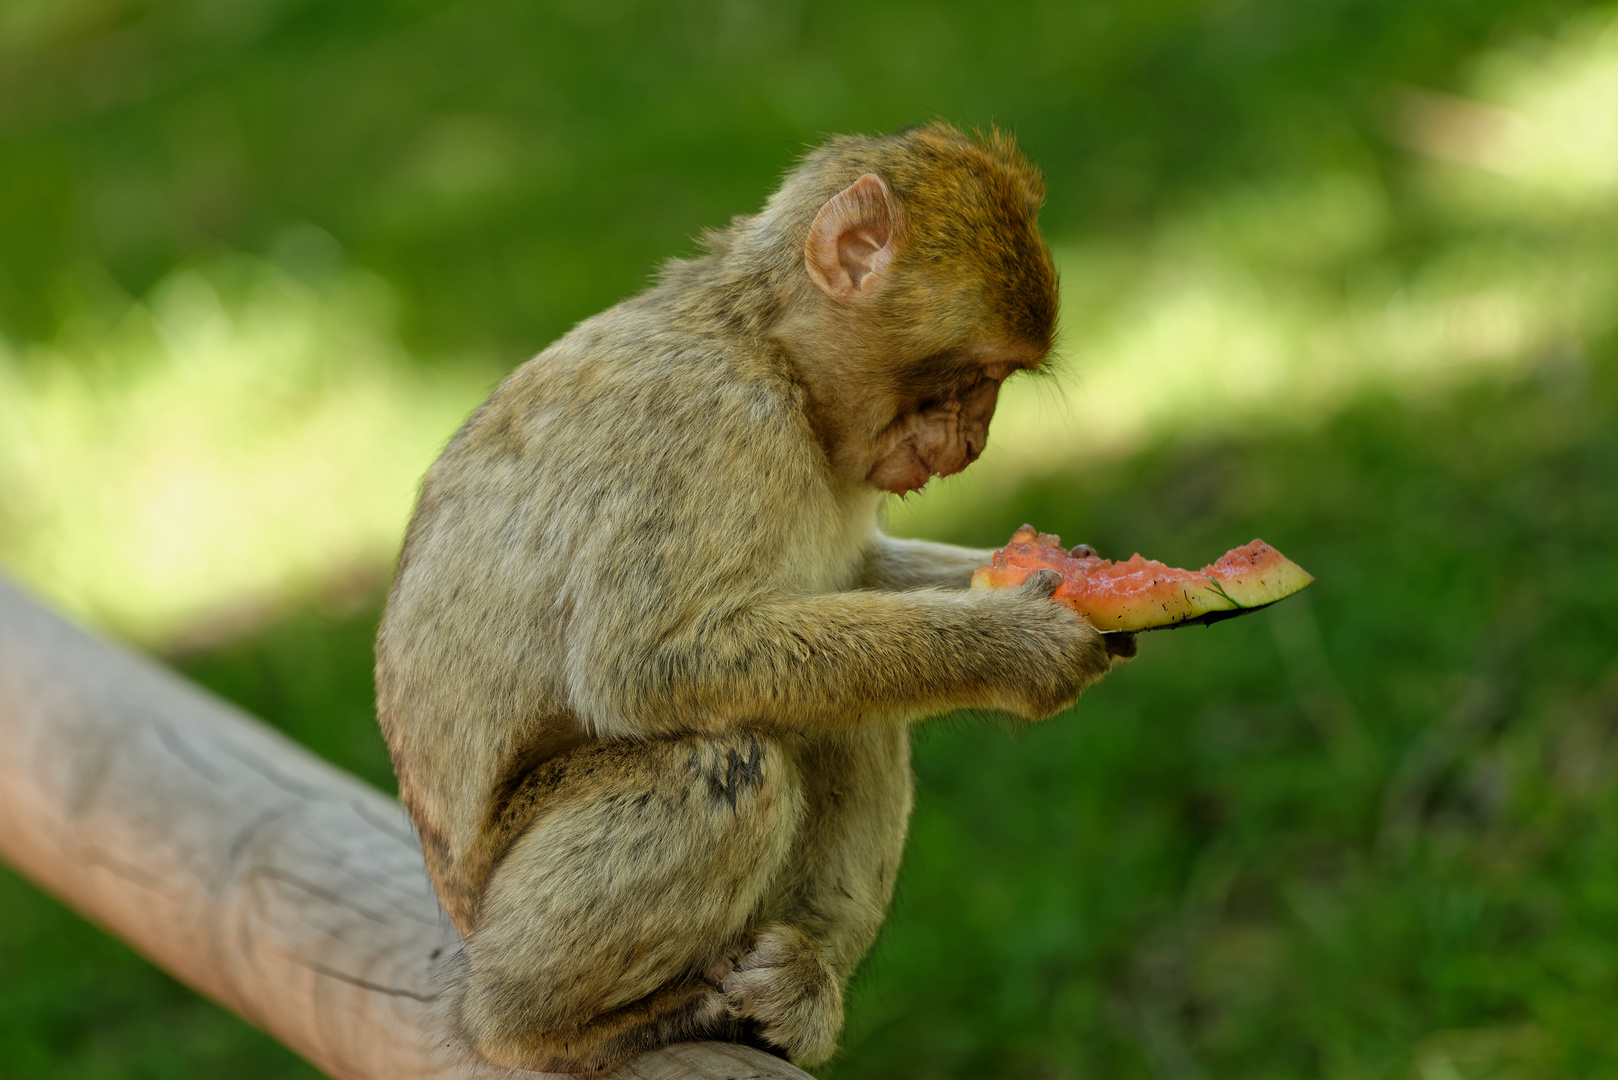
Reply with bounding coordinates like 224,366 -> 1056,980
460,733 -> 804,1073
717,722 -> 914,1065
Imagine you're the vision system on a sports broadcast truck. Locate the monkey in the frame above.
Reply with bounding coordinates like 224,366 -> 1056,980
374,122 -> 1135,1073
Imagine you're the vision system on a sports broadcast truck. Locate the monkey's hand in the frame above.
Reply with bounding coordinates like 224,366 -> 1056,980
988,568 -> 1124,719
712,924 -> 842,1066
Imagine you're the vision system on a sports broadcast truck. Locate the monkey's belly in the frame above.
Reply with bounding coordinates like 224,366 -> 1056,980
763,724 -> 912,974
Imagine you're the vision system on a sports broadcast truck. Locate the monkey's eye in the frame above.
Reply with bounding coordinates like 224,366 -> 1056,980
982,359 -> 1029,382
894,353 -> 970,399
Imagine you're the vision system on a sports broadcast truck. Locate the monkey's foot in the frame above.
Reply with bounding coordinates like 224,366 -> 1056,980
720,924 -> 843,1065
703,943 -> 743,987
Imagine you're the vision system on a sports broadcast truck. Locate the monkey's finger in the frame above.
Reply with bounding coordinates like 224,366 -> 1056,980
1019,568 -> 1064,598
1103,631 -> 1138,659
1069,543 -> 1098,558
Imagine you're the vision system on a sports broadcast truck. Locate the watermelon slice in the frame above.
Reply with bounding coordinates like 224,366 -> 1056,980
971,525 -> 1314,633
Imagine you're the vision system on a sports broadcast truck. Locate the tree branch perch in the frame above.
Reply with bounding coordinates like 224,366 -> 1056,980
0,575 -> 812,1080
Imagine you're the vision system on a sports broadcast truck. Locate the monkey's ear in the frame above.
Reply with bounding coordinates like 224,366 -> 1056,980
805,173 -> 901,301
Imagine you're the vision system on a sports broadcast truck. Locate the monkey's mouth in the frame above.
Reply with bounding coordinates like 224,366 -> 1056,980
869,455 -> 933,495
868,438 -> 984,495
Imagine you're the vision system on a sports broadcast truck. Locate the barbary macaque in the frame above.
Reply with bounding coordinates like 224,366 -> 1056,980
375,122 -> 1133,1072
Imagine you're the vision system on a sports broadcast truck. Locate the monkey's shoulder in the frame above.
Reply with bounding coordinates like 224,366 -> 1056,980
455,322 -> 813,472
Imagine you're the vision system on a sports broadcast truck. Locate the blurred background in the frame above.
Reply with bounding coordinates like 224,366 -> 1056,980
3,0 -> 1617,1076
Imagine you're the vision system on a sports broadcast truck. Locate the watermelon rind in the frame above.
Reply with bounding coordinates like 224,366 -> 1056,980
1115,551 -> 1315,632
1133,597 -> 1275,632
1204,556 -> 1316,611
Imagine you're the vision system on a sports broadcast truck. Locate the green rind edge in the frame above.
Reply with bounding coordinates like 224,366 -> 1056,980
1101,578 -> 1313,634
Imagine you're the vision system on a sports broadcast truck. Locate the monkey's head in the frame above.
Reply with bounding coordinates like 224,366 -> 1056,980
764,123 -> 1058,495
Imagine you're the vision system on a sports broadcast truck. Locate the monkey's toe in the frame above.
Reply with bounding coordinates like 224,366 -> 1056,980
722,924 -> 843,1065
703,941 -> 747,987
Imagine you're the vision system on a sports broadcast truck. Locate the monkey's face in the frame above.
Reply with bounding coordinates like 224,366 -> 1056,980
865,352 -> 1034,495
866,379 -> 997,494
795,164 -> 1056,495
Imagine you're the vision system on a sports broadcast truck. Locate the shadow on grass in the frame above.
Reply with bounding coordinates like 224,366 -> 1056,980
4,347 -> 1616,1078
830,347 -> 1618,1078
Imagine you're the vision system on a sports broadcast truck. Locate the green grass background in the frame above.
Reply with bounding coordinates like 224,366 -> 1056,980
4,1 -> 1618,1077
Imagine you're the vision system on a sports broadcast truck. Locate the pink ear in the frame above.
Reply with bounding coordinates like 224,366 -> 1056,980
805,173 -> 900,301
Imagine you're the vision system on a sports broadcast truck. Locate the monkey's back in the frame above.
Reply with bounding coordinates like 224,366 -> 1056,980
375,294 -> 874,930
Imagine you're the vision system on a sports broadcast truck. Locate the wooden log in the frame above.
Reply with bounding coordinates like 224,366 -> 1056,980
0,576 -> 813,1080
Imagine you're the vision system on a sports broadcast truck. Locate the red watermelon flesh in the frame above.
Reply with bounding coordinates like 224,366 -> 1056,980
970,525 -> 1314,633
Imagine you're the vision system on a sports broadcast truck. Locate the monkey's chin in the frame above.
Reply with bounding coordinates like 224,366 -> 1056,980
868,457 -> 934,496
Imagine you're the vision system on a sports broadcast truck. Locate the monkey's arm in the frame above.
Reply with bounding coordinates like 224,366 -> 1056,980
581,578 -> 1110,738
856,534 -> 992,591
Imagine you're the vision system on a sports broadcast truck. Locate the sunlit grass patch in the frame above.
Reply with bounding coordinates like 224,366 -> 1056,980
1400,11 -> 1618,216
892,10 -> 1618,544
0,255 -> 495,646
6,11 -> 1618,651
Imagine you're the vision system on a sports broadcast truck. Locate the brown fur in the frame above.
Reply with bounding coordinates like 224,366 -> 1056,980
375,123 -> 1124,1072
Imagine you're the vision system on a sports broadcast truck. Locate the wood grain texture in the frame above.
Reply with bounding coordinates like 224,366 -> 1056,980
0,575 -> 813,1080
